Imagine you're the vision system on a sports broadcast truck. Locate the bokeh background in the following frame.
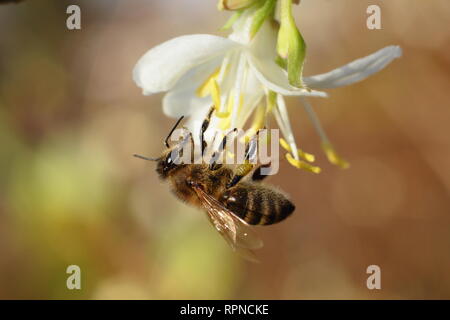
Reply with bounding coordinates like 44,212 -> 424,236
0,0 -> 449,299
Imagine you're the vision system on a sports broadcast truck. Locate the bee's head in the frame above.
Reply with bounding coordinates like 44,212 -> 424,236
155,148 -> 183,179
134,115 -> 186,179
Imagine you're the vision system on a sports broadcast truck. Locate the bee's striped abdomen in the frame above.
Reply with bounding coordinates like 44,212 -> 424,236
219,183 -> 295,225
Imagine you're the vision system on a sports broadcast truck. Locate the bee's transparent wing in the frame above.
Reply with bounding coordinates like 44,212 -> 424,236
192,185 -> 263,262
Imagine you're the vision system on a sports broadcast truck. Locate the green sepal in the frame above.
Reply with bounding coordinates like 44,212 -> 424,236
220,10 -> 244,30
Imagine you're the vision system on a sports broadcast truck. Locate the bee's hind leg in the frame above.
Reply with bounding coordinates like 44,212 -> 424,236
226,132 -> 260,188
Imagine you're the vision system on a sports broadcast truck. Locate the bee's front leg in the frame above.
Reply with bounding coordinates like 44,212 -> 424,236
200,106 -> 215,157
209,128 -> 238,171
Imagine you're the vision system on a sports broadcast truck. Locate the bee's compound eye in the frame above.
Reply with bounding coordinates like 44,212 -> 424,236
164,153 -> 175,168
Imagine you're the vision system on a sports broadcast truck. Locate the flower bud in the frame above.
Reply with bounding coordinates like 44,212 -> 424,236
276,0 -> 306,88
218,0 -> 259,11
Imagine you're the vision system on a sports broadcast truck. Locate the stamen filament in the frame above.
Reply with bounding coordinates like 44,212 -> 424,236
230,54 -> 248,129
275,94 -> 300,161
300,97 -> 350,169
266,90 -> 277,113
215,53 -> 233,118
244,103 -> 266,142
219,93 -> 234,130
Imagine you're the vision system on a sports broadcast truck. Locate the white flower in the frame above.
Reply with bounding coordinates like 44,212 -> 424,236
133,11 -> 402,172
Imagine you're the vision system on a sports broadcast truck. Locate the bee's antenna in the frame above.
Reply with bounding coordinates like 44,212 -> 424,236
165,115 -> 185,148
133,154 -> 159,161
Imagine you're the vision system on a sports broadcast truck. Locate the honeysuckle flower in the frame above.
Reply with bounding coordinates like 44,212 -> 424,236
133,3 -> 402,173
133,9 -> 323,145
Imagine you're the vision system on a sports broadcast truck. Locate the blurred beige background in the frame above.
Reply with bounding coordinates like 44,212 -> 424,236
0,0 -> 449,299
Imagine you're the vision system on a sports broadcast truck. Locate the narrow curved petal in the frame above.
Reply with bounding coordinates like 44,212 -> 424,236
133,34 -> 239,95
273,94 -> 299,160
247,54 -> 327,98
304,46 -> 402,89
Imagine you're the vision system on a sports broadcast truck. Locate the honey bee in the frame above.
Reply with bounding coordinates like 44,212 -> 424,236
134,107 -> 295,261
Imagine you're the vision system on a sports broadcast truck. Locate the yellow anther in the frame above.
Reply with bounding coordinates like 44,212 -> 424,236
286,153 -> 321,174
196,68 -> 220,97
280,138 -> 315,163
210,79 -> 223,116
321,142 -> 350,169
196,68 -> 226,117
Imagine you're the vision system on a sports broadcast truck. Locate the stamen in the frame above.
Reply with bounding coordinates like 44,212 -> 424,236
279,138 -> 315,162
243,103 -> 265,143
263,128 -> 271,146
216,53 -> 233,118
251,104 -> 266,131
300,97 -> 350,169
273,94 -> 301,161
196,68 -> 226,118
322,142 -> 350,169
218,93 -> 234,130
286,153 -> 321,174
210,79 -> 223,116
227,151 -> 235,162
196,68 -> 220,97
230,54 -> 247,129
265,90 -> 277,113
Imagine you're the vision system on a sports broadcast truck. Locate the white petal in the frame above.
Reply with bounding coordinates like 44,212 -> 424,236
304,46 -> 402,89
274,94 -> 300,160
184,103 -> 212,147
246,53 -> 327,98
163,90 -> 212,119
162,58 -> 221,118
248,20 -> 278,61
232,71 -> 265,129
133,34 -> 239,95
